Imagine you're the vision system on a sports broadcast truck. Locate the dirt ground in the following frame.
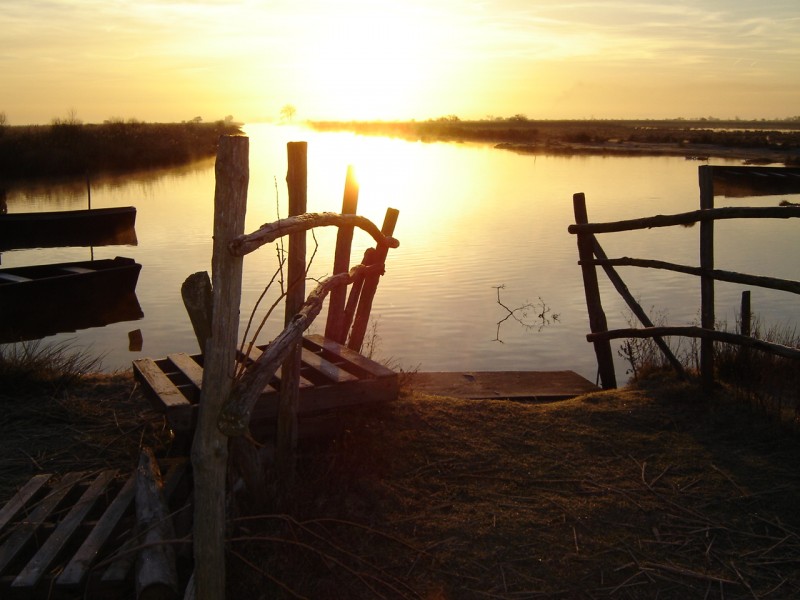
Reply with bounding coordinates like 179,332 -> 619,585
2,373 -> 799,599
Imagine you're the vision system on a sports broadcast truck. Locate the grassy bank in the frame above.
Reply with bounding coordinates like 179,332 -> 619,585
0,120 -> 242,182
2,341 -> 798,598
309,118 -> 800,164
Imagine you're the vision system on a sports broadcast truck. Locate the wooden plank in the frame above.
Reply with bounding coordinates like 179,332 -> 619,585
13,470 -> 117,590
408,371 -> 599,400
304,334 -> 395,379
0,474 -> 52,531
100,459 -> 189,586
168,352 -> 204,390
300,347 -> 359,384
133,358 -> 192,410
245,345 -> 312,390
58,472 -> 137,588
0,471 -> 85,574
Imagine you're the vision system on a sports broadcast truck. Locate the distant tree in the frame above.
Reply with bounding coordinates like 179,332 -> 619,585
191,116 -> 203,123
0,111 -> 7,127
224,114 -> 234,124
52,108 -> 82,126
280,104 -> 297,123
509,113 -> 529,122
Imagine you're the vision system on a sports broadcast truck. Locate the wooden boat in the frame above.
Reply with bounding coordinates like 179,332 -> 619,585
0,256 -> 143,342
0,206 -> 137,251
712,166 -> 800,198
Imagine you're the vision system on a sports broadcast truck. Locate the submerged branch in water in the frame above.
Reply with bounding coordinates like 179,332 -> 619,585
493,285 -> 559,342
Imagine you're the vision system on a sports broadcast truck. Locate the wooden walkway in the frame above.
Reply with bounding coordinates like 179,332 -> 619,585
408,370 -> 599,400
0,459 -> 191,599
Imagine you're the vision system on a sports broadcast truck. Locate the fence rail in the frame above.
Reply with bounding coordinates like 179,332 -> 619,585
570,165 -> 800,391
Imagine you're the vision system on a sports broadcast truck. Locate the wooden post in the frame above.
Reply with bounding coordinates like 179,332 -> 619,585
699,165 -> 715,393
325,165 -> 359,343
181,271 -> 213,352
276,141 -> 307,479
740,290 -> 751,338
573,193 -> 616,388
348,207 -> 399,352
191,135 -> 248,600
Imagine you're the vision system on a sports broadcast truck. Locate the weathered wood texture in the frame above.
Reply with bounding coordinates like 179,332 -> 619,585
572,193 -> 616,388
570,166 -> 800,389
133,331 -> 397,441
698,165 -> 715,393
584,257 -> 800,295
348,207 -> 400,352
191,134 -> 248,600
590,238 -> 685,379
181,272 -> 213,352
325,165 -> 359,343
229,212 -> 399,256
587,326 -> 800,361
278,141 -> 308,477
567,205 -> 800,235
0,459 -> 190,599
219,264 -> 385,437
135,448 -> 178,600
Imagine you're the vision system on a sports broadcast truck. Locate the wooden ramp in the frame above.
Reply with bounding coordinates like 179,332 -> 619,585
0,459 -> 191,600
408,371 -> 599,400
133,334 -> 398,440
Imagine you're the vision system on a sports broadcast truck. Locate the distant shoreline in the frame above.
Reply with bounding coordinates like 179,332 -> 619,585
0,121 -> 242,183
494,139 -> 796,164
308,118 -> 800,166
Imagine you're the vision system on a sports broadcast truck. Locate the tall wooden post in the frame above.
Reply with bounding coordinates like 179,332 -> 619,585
325,165 -> 359,343
348,207 -> 399,352
740,290 -> 751,338
276,141 -> 307,478
191,135 -> 248,600
573,193 -> 616,388
699,165 -> 715,393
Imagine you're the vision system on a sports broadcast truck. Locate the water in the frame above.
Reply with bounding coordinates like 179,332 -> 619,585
3,124 -> 798,382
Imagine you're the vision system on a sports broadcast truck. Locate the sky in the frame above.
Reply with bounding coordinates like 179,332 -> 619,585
2,0 -> 799,125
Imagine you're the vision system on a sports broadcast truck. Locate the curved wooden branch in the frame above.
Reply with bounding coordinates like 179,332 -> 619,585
587,326 -> 800,360
218,262 -> 382,436
229,212 -> 400,256
568,206 -> 800,235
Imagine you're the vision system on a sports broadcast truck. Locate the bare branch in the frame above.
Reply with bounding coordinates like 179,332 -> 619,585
229,212 -> 399,256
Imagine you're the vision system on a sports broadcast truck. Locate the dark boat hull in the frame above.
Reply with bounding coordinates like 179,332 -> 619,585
0,256 -> 143,342
0,207 -> 137,251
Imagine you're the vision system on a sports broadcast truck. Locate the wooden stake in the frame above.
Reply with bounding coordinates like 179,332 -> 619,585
348,207 -> 399,352
191,135 -> 248,600
573,193 -> 616,388
277,141 -> 307,480
325,165 -> 359,343
699,165 -> 715,393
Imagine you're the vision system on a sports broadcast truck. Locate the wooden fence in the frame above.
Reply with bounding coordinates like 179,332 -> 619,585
568,165 -> 800,391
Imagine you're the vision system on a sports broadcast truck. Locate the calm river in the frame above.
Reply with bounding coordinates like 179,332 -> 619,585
3,124 -> 798,383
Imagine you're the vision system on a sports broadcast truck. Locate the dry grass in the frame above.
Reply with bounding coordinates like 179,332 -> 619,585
0,370 -> 173,501
229,374 -> 800,599
2,366 -> 798,599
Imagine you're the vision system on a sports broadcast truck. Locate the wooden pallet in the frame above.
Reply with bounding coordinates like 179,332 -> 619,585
133,334 -> 398,438
0,459 -> 191,599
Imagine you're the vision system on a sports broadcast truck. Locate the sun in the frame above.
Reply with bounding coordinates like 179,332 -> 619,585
287,3 -> 446,120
